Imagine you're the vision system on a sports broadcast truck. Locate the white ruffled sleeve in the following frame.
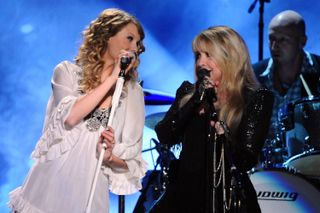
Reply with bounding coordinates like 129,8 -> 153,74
104,82 -> 148,195
42,61 -> 80,132
32,61 -> 81,162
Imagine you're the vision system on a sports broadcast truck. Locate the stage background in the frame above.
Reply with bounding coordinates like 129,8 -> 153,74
1,0 -> 319,212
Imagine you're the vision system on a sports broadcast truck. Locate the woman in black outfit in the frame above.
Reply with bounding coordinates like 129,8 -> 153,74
151,26 -> 274,213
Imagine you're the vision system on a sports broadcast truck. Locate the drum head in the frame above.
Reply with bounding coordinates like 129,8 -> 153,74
250,169 -> 320,212
284,150 -> 320,177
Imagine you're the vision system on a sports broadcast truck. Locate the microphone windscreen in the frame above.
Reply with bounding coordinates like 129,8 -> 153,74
196,68 -> 210,80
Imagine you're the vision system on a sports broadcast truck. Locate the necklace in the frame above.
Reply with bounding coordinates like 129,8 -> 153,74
86,108 -> 111,131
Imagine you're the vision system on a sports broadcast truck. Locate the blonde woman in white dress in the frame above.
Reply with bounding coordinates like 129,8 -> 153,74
9,8 -> 147,213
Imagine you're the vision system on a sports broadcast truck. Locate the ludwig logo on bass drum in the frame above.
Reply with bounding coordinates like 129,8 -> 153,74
257,191 -> 298,201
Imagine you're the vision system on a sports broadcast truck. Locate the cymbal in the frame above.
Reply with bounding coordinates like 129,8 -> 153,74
145,112 -> 166,129
144,88 -> 175,105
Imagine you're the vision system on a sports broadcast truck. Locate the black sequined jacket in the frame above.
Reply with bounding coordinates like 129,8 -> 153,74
153,81 -> 274,213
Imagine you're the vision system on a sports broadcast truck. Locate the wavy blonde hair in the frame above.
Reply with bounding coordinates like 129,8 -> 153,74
75,8 -> 145,93
192,26 -> 259,134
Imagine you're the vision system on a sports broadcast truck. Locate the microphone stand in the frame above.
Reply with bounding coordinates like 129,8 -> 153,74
86,66 -> 126,213
248,0 -> 270,61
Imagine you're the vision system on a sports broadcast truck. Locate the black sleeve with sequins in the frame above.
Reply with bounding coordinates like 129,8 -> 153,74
155,81 -> 202,146
233,88 -> 274,172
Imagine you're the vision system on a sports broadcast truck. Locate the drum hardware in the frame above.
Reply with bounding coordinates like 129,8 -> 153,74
279,96 -> 320,158
152,139 -> 176,191
147,138 -> 176,191
302,103 -> 312,119
134,138 -> 176,213
303,135 -> 312,151
261,135 -> 287,169
278,102 -> 295,131
262,112 -> 288,169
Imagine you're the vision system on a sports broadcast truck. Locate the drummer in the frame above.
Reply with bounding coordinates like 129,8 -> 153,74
253,10 -> 320,142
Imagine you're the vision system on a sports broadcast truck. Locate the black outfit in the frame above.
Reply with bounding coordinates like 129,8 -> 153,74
150,81 -> 274,213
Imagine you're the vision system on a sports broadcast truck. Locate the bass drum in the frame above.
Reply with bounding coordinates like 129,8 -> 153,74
249,169 -> 320,213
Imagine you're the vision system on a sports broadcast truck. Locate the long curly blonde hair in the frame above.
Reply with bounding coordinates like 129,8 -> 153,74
192,26 -> 259,134
75,8 -> 145,93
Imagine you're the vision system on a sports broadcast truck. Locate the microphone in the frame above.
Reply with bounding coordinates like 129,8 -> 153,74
196,68 -> 210,80
120,52 -> 137,70
196,68 -> 209,101
196,68 -> 217,103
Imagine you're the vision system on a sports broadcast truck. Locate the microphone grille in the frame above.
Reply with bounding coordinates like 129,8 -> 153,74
196,68 -> 210,80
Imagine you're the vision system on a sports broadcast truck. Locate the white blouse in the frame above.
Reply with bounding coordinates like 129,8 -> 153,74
9,61 -> 147,213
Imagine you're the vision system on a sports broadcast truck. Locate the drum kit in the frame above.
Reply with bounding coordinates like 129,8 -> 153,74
255,96 -> 320,212
260,96 -> 320,175
137,90 -> 320,212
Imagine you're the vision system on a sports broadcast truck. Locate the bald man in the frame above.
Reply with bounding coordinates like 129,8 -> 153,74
253,10 -> 320,166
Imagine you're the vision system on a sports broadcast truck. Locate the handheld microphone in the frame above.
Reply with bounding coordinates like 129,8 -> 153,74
196,68 -> 217,103
120,52 -> 137,70
196,68 -> 209,101
197,68 -> 210,80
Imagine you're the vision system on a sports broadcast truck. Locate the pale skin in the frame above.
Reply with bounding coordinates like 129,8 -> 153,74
195,50 -> 225,135
65,23 -> 142,170
268,10 -> 307,95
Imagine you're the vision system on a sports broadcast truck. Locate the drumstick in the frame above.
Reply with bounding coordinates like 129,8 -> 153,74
299,74 -> 312,97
